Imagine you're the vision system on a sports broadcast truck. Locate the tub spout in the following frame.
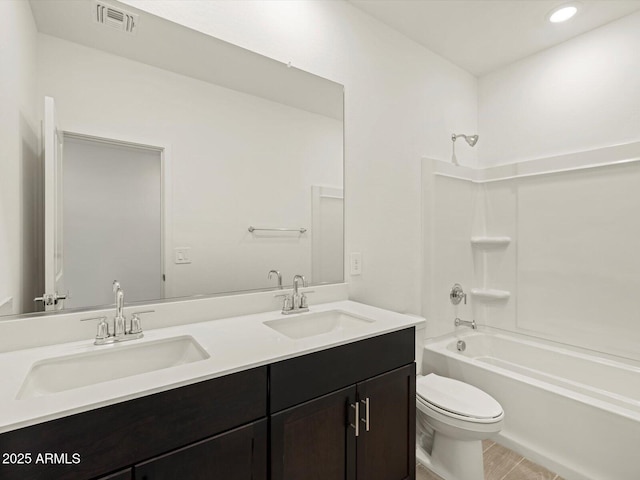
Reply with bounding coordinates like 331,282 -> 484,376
454,317 -> 476,330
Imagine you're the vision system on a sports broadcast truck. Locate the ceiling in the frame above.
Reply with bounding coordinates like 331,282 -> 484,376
348,0 -> 640,76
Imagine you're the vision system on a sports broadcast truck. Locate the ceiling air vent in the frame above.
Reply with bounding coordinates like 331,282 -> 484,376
94,2 -> 139,35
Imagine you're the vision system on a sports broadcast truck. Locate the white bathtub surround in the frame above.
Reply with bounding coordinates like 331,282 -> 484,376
421,160 -> 478,339
422,140 -> 640,362
0,299 -> 424,434
423,329 -> 640,480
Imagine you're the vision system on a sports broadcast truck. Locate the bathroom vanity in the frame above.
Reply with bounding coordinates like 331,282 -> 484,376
270,328 -> 415,480
0,301 -> 420,480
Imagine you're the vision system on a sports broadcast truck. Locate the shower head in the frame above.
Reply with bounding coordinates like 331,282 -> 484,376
466,135 -> 479,147
451,133 -> 479,166
452,133 -> 479,147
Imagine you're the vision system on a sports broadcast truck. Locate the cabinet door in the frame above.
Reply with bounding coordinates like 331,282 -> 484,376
271,385 -> 357,480
135,419 -> 266,480
356,364 -> 416,480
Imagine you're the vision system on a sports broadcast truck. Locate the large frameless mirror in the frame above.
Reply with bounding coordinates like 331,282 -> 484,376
0,0 -> 344,318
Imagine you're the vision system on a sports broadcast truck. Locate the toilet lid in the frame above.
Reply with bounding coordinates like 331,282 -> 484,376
417,374 -> 503,420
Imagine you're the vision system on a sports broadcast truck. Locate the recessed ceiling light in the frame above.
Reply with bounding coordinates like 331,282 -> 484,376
548,5 -> 578,23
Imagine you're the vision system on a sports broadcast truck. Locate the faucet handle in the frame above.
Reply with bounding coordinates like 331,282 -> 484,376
81,316 -> 109,341
282,296 -> 292,311
300,290 -> 315,309
129,310 -> 154,335
450,283 -> 467,305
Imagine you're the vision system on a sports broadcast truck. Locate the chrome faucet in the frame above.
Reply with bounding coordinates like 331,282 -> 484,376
81,281 -> 154,345
113,281 -> 126,337
454,317 -> 476,330
268,269 -> 283,289
278,274 -> 312,314
292,274 -> 306,309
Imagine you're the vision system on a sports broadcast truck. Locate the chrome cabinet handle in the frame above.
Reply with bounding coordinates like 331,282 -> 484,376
360,397 -> 370,432
350,401 -> 360,437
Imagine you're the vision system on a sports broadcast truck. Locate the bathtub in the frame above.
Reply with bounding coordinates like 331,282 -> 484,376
422,330 -> 640,480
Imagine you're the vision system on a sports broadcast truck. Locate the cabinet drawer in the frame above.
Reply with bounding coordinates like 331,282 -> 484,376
270,327 -> 414,413
0,366 -> 267,480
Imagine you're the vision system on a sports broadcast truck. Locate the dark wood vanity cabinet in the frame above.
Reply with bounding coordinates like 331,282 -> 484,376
0,327 -> 415,480
270,328 -> 416,480
0,366 -> 267,480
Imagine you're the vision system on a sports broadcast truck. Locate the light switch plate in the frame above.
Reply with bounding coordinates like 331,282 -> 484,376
350,252 -> 362,275
174,247 -> 191,264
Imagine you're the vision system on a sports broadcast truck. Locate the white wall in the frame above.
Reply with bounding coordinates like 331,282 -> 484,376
478,11 -> 640,166
38,34 -> 342,298
121,0 -> 478,315
0,1 -> 40,315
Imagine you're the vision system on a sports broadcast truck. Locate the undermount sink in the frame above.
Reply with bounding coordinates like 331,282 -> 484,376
17,336 -> 209,399
263,310 -> 375,340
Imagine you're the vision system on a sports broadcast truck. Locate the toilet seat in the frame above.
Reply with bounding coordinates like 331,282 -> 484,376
417,374 -> 503,423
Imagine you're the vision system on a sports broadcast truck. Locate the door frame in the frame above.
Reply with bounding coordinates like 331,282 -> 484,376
62,129 -> 172,300
43,96 -> 66,311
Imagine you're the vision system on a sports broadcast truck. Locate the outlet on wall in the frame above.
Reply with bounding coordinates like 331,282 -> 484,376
350,252 -> 362,275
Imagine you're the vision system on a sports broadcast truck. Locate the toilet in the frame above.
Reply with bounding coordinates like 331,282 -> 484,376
416,373 -> 504,480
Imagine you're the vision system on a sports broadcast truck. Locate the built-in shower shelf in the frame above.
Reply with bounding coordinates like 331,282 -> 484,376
470,289 -> 510,301
470,236 -> 511,247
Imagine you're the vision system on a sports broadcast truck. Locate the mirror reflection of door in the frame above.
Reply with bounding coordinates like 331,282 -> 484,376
311,186 -> 344,285
41,96 -> 65,311
62,133 -> 163,309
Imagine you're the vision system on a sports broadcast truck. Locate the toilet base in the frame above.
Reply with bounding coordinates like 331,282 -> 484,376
416,432 -> 484,480
417,444 -> 449,480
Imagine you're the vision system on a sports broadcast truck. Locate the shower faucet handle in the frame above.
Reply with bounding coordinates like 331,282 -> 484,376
450,283 -> 467,305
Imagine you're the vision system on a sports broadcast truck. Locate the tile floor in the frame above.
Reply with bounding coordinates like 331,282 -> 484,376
416,440 -> 565,480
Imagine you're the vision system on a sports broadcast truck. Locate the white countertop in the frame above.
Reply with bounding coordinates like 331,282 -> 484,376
0,300 -> 424,434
